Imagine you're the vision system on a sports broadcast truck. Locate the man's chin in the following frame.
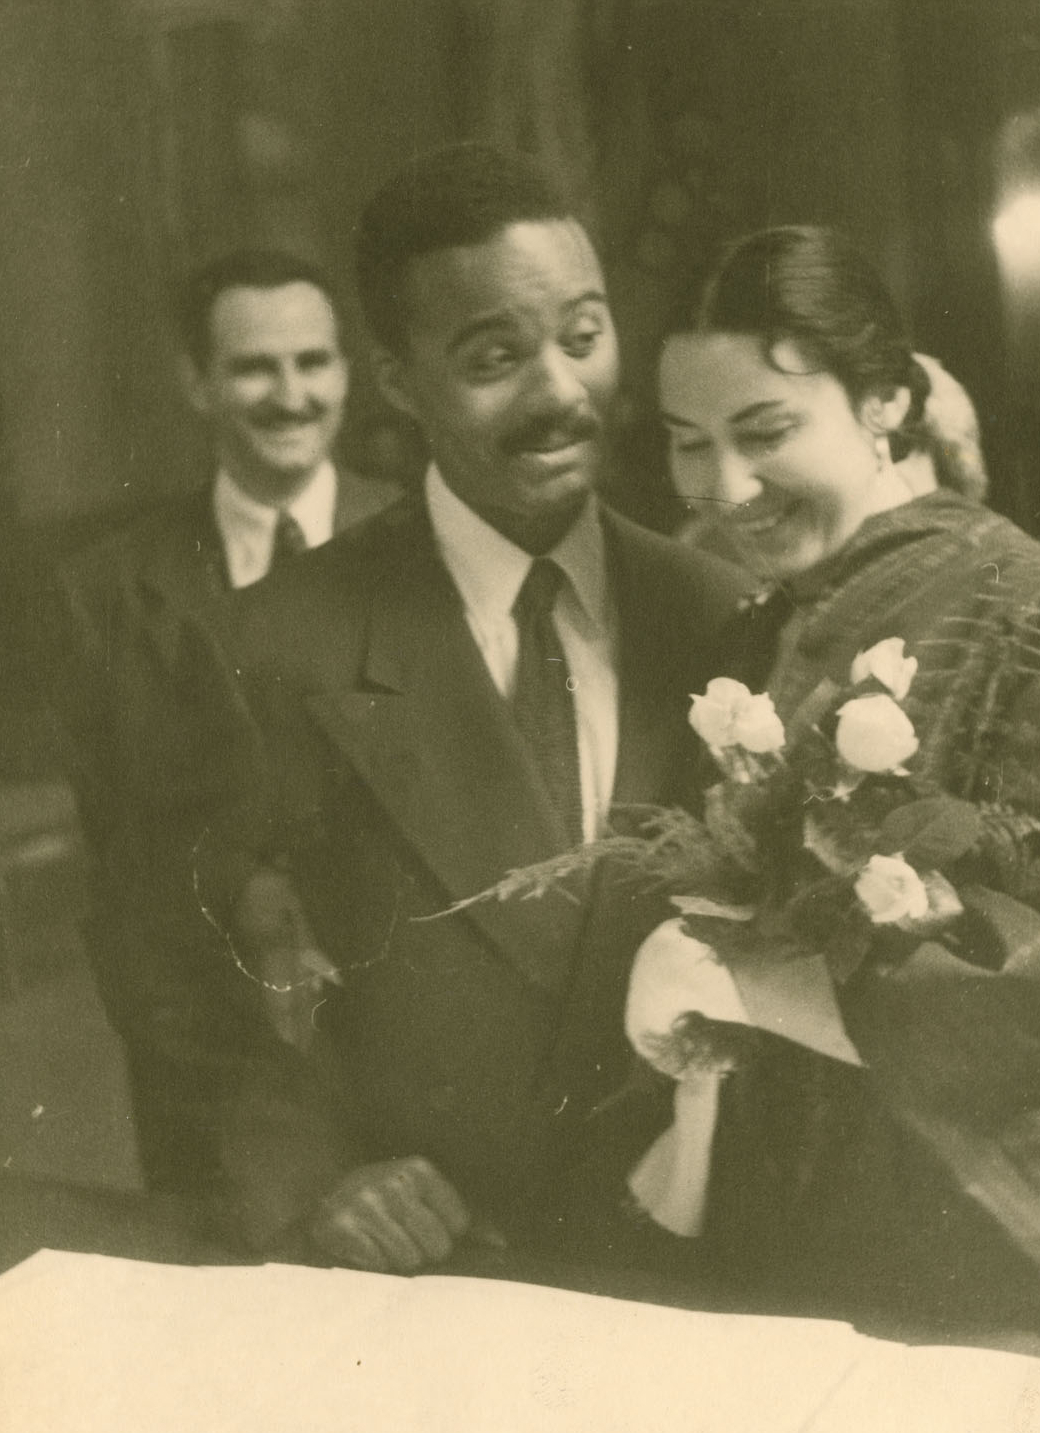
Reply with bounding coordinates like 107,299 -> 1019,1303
229,451 -> 326,503
487,483 -> 593,551
250,437 -> 330,476
525,475 -> 594,523
514,457 -> 598,506
253,440 -> 321,469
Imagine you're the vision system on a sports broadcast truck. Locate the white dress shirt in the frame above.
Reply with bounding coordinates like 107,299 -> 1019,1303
425,465 -> 619,841
213,460 -> 338,589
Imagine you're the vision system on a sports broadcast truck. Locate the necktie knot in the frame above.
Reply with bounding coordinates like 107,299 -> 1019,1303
272,510 -> 307,564
513,558 -> 564,621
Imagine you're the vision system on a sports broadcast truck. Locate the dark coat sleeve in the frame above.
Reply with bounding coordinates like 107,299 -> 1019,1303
37,538 -> 291,1209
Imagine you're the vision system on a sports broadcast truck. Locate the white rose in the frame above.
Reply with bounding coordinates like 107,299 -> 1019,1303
834,693 -> 919,772
689,678 -> 785,754
850,637 -> 918,701
689,678 -> 750,749
733,692 -> 787,753
854,853 -> 929,926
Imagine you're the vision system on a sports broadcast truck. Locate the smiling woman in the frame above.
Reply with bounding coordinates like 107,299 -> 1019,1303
659,226 -> 934,584
632,225 -> 1040,1301
660,332 -> 918,583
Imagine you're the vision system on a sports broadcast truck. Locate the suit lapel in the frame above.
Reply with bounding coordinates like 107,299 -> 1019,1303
138,486 -> 229,610
606,515 -> 695,812
130,487 -> 230,676
304,526 -> 587,989
331,466 -> 403,534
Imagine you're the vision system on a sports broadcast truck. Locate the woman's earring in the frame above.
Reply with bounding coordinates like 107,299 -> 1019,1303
874,434 -> 891,473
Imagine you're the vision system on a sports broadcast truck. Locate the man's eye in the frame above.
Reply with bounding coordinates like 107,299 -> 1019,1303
464,345 -> 516,378
229,359 -> 272,379
561,327 -> 601,358
297,352 -> 333,372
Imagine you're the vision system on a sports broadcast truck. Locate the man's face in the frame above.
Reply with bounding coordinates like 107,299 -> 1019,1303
380,219 -> 619,548
188,282 -> 348,502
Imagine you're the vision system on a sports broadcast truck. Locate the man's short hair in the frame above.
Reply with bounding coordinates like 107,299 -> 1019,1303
355,142 -> 572,354
178,248 -> 342,369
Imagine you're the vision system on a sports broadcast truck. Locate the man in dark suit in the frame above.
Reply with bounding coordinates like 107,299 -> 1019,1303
192,144 -> 745,1270
44,249 -> 397,1190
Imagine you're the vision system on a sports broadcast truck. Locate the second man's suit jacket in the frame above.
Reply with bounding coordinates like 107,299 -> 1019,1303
42,471 -> 398,1190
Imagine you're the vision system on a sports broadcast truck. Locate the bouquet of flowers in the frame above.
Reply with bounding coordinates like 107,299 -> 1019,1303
648,638 -> 994,1019
457,638 -> 1040,1255
624,640 -> 1040,1241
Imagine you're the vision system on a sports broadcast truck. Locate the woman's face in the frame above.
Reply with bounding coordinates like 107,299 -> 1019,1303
659,331 -> 903,582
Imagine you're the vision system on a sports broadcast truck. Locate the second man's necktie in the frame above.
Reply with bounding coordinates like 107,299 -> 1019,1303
511,558 -> 584,846
271,510 -> 307,565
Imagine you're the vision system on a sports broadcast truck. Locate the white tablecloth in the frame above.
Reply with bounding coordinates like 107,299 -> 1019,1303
2,1250 -> 1039,1431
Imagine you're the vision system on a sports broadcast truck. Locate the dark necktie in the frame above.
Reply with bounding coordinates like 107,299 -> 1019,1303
270,510 -> 307,567
511,558 -> 584,846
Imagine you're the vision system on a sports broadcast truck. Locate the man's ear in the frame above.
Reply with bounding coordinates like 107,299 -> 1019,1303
371,346 -> 421,424
178,353 -> 212,416
861,385 -> 911,436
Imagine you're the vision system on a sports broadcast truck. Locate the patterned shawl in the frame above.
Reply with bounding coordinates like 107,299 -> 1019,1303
725,490 -> 1040,813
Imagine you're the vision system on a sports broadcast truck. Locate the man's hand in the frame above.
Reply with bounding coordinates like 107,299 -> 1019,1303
233,866 -> 340,1052
309,1157 -> 475,1272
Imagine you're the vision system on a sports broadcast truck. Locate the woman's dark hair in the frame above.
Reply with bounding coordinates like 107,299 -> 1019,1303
685,226 -> 931,460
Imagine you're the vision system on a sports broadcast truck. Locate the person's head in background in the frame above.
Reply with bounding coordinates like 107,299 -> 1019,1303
658,225 -> 987,584
179,248 -> 349,507
355,141 -> 619,554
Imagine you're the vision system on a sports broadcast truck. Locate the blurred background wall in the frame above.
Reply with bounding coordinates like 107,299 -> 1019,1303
3,0 -> 1040,766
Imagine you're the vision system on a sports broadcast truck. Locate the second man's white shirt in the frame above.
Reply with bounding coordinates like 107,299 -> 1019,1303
214,460 -> 338,589
425,465 -> 619,842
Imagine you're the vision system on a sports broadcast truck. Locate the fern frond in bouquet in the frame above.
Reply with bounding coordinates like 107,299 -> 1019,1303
437,805 -> 731,916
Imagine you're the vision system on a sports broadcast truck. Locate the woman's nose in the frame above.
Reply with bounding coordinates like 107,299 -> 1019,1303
714,449 -> 762,506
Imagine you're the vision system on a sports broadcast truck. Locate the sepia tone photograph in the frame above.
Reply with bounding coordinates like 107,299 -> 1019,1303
2,0 -> 1040,1425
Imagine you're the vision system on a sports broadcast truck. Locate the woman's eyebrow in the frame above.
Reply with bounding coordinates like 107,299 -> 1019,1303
730,399 -> 788,422
660,398 -> 790,428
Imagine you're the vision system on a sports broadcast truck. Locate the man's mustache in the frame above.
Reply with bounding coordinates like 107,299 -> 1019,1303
251,403 -> 329,427
501,411 -> 602,454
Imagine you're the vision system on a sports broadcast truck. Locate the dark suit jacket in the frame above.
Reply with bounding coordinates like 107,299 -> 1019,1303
41,472 -> 398,1190
192,495 -> 746,1254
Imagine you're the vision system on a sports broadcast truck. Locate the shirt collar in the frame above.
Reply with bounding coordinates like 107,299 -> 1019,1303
424,464 -> 609,625
213,460 -> 338,548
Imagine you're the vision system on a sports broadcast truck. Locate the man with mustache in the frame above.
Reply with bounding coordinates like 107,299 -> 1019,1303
174,248 -> 399,590
188,144 -> 744,1272
44,249 -> 397,1192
